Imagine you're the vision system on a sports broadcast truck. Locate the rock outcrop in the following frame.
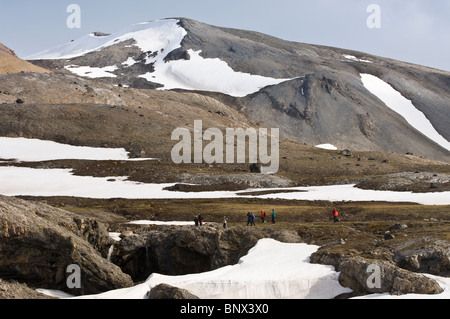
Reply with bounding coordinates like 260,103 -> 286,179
393,241 -> 450,277
310,248 -> 445,296
0,278 -> 54,299
0,195 -> 133,296
338,257 -> 443,295
110,225 -> 302,281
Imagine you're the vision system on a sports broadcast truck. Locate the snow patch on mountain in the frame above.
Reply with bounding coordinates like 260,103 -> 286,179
64,65 -> 118,78
360,74 -> 450,151
343,54 -> 372,63
140,48 -> 291,97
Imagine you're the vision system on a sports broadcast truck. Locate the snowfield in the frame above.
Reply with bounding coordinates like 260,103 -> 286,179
25,19 -> 292,97
71,239 -> 352,299
361,74 -> 450,151
0,166 -> 449,205
139,48 -> 292,97
0,137 -> 154,162
0,137 -> 449,204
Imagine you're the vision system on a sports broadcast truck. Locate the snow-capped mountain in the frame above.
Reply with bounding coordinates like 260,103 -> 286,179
27,18 -> 450,161
27,19 -> 291,98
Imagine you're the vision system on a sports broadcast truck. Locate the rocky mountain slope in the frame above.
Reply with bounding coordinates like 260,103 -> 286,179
0,43 -> 50,75
26,18 -> 450,162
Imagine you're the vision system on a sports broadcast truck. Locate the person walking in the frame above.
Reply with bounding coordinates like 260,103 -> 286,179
194,215 -> 199,227
247,212 -> 252,226
251,212 -> 256,226
271,209 -> 276,224
260,210 -> 266,223
332,208 -> 340,223
198,214 -> 204,226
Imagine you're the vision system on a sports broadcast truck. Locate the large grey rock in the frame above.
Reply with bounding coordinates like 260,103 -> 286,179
338,257 -> 443,295
394,241 -> 450,277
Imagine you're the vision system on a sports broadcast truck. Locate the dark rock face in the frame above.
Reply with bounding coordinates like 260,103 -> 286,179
0,195 -> 133,296
110,225 -> 302,281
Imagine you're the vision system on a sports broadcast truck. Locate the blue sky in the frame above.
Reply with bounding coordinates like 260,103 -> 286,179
1,0 -> 449,71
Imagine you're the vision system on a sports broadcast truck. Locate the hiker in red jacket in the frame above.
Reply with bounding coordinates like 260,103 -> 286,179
332,208 -> 340,223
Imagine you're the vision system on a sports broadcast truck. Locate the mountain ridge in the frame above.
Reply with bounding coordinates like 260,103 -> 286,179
15,17 -> 450,161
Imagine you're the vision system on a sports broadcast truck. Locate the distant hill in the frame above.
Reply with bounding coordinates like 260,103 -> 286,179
0,43 -> 50,75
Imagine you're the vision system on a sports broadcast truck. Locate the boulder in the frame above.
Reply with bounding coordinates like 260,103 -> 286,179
148,284 -> 200,299
339,149 -> 352,157
338,257 -> 443,295
0,195 -> 133,296
390,223 -> 408,230
164,47 -> 191,62
394,242 -> 450,277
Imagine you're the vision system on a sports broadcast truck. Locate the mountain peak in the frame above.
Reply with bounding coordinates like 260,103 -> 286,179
22,18 -> 450,160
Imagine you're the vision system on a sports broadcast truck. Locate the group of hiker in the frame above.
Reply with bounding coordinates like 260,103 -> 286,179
247,209 -> 276,226
194,208 -> 341,228
193,214 -> 204,227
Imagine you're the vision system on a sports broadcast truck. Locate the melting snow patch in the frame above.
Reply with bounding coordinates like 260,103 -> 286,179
140,49 -> 293,97
64,65 -> 118,78
1,167 -> 449,204
315,144 -> 338,150
122,57 -> 137,67
361,74 -> 450,151
343,54 -> 372,63
72,239 -> 352,299
0,137 -> 156,162
128,220 -> 196,226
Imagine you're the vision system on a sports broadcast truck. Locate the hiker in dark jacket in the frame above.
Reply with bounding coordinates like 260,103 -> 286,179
198,214 -> 204,226
271,209 -> 276,224
247,212 -> 252,226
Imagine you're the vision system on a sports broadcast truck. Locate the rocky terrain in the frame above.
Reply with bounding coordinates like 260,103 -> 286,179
0,195 -> 132,296
0,19 -> 449,299
0,194 -> 448,298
